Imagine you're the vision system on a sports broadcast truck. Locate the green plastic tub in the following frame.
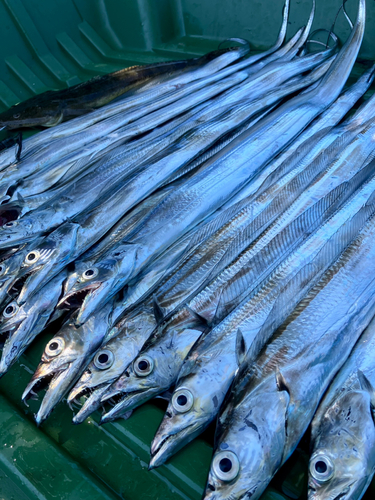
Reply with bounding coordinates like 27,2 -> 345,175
0,1 -> 375,499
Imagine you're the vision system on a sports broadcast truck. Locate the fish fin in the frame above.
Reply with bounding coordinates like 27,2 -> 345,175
120,410 -> 133,420
276,368 -> 290,394
357,370 -> 375,408
16,191 -> 25,205
185,305 -> 209,331
235,328 -> 246,367
152,295 -> 165,325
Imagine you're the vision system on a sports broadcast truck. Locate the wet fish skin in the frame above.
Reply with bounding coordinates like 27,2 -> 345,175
0,269 -> 68,376
100,157 -> 370,425
0,72 -> 247,248
8,20 -> 357,304
308,317 -> 375,500
0,46 -> 249,131
0,0 -> 291,167
204,216 -> 375,500
22,300 -> 115,426
68,307 -> 159,424
148,159 -> 375,468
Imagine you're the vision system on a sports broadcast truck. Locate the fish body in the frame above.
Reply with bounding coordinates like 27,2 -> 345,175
149,162 -> 375,468
102,157 -> 375,426
0,44 -> 252,131
204,215 -> 375,500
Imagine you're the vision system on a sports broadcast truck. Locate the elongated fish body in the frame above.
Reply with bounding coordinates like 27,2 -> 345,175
22,299 -> 116,426
308,317 -> 375,500
0,269 -> 68,376
0,73 -> 247,249
204,219 -> 375,500
68,102 -> 374,420
6,0 -> 364,306
102,160 -> 375,426
0,44 -> 328,197
0,70 -> 246,200
148,169 -> 375,468
0,47 -> 251,131
3,97 -> 212,207
0,0 -> 292,169
61,61 -> 334,323
68,174 -> 303,423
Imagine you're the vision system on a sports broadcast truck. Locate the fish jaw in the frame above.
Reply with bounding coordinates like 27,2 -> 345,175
203,389 -> 290,500
308,390 -> 375,500
16,223 -> 79,304
150,412 -> 207,469
0,311 -> 36,376
100,367 -> 160,424
75,280 -> 114,326
74,247 -> 139,326
72,384 -> 111,424
34,359 -> 83,426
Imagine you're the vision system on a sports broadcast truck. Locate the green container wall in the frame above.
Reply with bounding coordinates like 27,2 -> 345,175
0,1 -> 374,499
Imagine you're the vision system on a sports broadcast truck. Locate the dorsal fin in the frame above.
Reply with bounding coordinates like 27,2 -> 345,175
357,369 -> 375,408
185,305 -> 209,331
276,368 -> 290,394
152,295 -> 165,324
235,328 -> 246,367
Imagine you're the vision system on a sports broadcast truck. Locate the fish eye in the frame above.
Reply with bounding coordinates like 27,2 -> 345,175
3,302 -> 19,318
13,113 -> 20,119
0,265 -> 4,276
82,267 -> 99,281
4,221 -> 17,228
25,250 -> 40,265
310,454 -> 334,482
212,451 -> 240,482
45,337 -> 65,357
172,389 -> 194,413
134,355 -> 154,377
93,349 -> 114,370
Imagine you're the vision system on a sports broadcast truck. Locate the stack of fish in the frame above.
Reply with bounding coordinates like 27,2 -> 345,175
0,0 -> 375,498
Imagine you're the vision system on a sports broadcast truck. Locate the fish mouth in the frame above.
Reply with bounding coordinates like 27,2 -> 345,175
0,324 -> 18,350
149,422 -> 196,469
71,383 -> 112,424
100,387 -> 156,424
57,283 -> 100,310
22,368 -> 66,405
10,266 -> 41,298
0,206 -> 22,226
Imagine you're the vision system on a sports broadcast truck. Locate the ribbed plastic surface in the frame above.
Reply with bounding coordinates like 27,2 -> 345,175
0,1 -> 375,499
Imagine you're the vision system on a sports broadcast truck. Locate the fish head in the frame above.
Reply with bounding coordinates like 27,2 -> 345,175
308,390 -> 375,500
22,304 -> 113,425
203,388 -> 290,500
15,223 -> 79,304
73,244 -> 139,326
0,97 -> 63,130
99,343 -> 166,423
58,257 -> 120,324
70,308 -> 159,423
0,299 -> 43,375
100,316 -> 201,424
0,216 -> 38,248
0,246 -> 28,304
150,354 -> 230,468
